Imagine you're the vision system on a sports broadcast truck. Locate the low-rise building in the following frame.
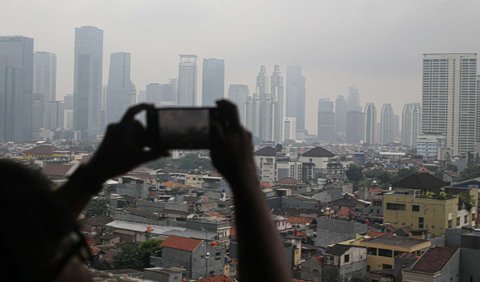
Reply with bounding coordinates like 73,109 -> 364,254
402,246 -> 460,282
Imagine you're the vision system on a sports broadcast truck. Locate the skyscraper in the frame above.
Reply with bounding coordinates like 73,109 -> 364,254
346,111 -> 364,144
227,84 -> 249,125
257,65 -> 272,141
286,65 -> 306,131
177,55 -> 197,106
364,103 -> 377,145
335,95 -> 347,138
422,53 -> 478,155
246,94 -> 260,138
271,65 -> 284,143
33,51 -> 56,130
317,98 -> 335,143
401,103 -> 421,147
347,86 -> 361,112
0,36 -> 34,141
73,26 -> 103,140
106,52 -> 135,125
380,103 -> 394,145
202,58 -> 224,106
146,80 -> 176,106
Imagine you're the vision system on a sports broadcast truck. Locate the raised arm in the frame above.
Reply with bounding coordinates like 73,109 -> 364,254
210,100 -> 292,282
55,104 -> 167,217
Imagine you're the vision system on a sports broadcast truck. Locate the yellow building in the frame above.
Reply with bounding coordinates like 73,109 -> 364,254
342,235 -> 431,271
383,173 -> 478,237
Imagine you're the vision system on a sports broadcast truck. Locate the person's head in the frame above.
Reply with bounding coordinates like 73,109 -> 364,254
0,159 -> 90,281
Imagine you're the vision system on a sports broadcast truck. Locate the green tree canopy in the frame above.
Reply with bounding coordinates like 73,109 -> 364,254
346,165 -> 364,182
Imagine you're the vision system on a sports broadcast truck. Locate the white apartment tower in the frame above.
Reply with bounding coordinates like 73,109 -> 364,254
422,53 -> 478,155
380,103 -> 394,145
364,103 -> 377,145
402,103 -> 421,147
177,54 -> 197,106
271,65 -> 284,143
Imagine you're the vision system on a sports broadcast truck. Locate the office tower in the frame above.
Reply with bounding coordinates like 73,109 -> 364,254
335,95 -> 347,138
346,111 -> 365,144
105,52 -> 136,125
257,65 -> 272,141
286,65 -> 306,130
422,53 -> 478,155
73,26 -> 103,140
177,55 -> 197,106
33,51 -> 56,130
45,100 -> 64,129
0,36 -> 34,141
271,65 -> 284,143
227,84 -> 249,125
402,103 -> 421,147
283,117 -> 296,141
246,94 -> 260,138
380,103 -> 394,145
347,86 -> 361,112
146,80 -> 176,106
137,90 -> 146,103
64,94 -> 73,130
364,103 -> 377,144
393,114 -> 400,141
202,58 -> 224,106
317,98 -> 335,143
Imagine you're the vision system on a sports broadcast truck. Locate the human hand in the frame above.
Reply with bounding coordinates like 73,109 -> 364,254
85,104 -> 168,183
210,100 -> 255,183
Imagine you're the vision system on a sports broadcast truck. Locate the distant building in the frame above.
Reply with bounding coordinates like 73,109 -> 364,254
146,80 -> 177,106
271,65 -> 284,143
422,53 -> 478,155
317,98 -> 335,143
402,103 -> 421,147
33,51 -> 57,130
315,218 -> 368,248
416,134 -> 446,160
346,111 -> 364,144
177,55 -> 197,106
322,244 -> 368,282
73,26 -> 103,140
227,84 -> 249,125
246,94 -> 260,138
286,65 -> 306,131
0,36 -> 34,141
347,86 -> 361,112
105,52 -> 136,125
380,103 -> 394,145
402,246 -> 460,282
283,117 -> 296,142
335,95 -> 347,138
254,146 -> 278,183
299,147 -> 336,181
364,103 -> 377,145
202,58 -> 224,106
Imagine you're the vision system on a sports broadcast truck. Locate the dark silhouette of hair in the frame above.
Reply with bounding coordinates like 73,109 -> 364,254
0,159 -> 80,281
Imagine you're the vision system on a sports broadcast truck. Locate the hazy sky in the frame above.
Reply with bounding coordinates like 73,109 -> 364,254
2,0 -> 480,134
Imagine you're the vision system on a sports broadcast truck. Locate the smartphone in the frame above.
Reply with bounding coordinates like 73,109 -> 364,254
147,107 -> 214,150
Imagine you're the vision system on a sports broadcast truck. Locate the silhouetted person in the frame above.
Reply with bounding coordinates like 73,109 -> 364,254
0,100 -> 292,281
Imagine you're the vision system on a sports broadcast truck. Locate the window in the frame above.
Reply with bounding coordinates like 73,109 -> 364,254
382,264 -> 393,269
378,248 -> 393,257
367,248 -> 377,255
412,205 -> 420,212
448,220 -> 452,228
464,215 -> 468,224
457,216 -> 461,227
418,217 -> 424,229
344,254 -> 350,263
386,203 -> 406,210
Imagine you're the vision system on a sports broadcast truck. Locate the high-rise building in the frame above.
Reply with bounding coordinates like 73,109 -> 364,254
0,36 -> 34,141
271,65 -> 284,143
347,86 -> 361,112
317,98 -> 335,143
286,65 -> 306,131
177,55 -> 197,106
146,80 -> 177,106
422,53 -> 478,155
335,95 -> 347,138
364,103 -> 377,145
346,111 -> 364,144
227,84 -> 249,125
202,58 -> 224,106
257,65 -> 272,141
402,103 -> 421,147
64,94 -> 73,130
73,26 -> 103,140
33,51 -> 57,130
246,94 -> 260,138
106,52 -> 135,125
380,103 -> 394,145
283,117 -> 296,141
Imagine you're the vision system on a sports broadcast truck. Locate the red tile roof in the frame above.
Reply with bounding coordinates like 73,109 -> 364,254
286,216 -> 314,225
196,275 -> 235,282
366,230 -> 387,238
42,163 -> 74,177
161,235 -> 202,252
411,246 -> 458,274
276,177 -> 300,186
24,145 -> 60,155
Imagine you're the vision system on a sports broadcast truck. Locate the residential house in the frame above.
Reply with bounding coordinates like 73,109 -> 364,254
254,146 -> 278,183
322,244 -> 368,282
298,147 -> 335,182
402,246 -> 460,282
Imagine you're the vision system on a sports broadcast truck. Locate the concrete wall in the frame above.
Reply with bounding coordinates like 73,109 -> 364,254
460,248 -> 480,282
300,258 -> 322,282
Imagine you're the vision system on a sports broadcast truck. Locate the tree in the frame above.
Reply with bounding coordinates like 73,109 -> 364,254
113,239 -> 163,270
457,165 -> 480,181
346,165 -> 364,182
85,198 -> 109,217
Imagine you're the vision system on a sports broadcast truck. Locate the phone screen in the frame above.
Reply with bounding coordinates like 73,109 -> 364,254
157,109 -> 210,149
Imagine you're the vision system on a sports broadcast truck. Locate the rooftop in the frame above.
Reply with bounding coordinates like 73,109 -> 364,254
254,146 -> 277,156
325,244 -> 354,256
161,235 -> 202,252
411,246 -> 458,273
364,235 -> 429,248
301,147 -> 335,158
392,173 -> 447,192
